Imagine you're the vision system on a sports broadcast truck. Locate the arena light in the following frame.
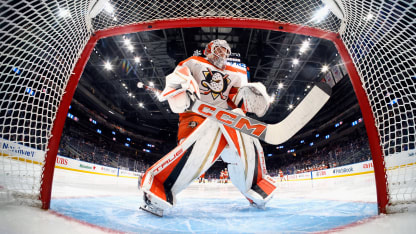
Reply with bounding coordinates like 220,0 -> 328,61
58,8 -> 70,18
104,61 -> 112,70
278,83 -> 284,89
299,40 -> 310,53
321,65 -> 329,72
270,93 -> 276,103
311,5 -> 330,23
149,82 -> 154,87
288,104 -> 294,109
134,56 -> 141,63
104,2 -> 114,13
292,58 -> 299,65
365,13 -> 374,21
124,38 -> 131,46
139,102 -> 144,108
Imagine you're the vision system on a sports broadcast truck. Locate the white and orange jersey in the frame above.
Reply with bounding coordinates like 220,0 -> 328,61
279,170 -> 284,177
223,170 -> 229,178
178,56 -> 248,109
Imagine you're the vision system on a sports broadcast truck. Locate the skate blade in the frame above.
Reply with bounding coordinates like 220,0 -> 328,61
249,202 -> 266,210
140,205 -> 163,217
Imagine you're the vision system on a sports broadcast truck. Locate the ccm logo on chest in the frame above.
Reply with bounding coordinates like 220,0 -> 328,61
197,104 -> 266,137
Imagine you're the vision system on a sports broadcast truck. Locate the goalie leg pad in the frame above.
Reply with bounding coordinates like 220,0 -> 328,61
140,119 -> 226,210
219,124 -> 277,207
170,119 -> 227,194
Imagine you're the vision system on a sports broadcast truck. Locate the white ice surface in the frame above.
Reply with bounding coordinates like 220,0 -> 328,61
1,167 -> 416,233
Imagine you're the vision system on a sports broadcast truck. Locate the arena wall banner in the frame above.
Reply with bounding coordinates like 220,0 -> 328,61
1,138 -> 45,163
283,149 -> 416,182
1,138 -> 139,178
3,138 -> 414,182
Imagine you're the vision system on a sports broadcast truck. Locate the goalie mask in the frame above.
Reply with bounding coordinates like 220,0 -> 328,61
204,39 -> 231,70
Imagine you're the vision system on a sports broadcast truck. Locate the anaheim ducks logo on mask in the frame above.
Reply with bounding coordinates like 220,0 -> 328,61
201,68 -> 231,100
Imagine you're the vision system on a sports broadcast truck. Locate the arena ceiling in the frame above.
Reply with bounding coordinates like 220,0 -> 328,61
73,27 -> 358,141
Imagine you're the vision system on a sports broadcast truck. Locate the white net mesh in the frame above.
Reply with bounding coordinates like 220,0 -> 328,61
91,0 -> 341,32
339,0 -> 416,212
0,0 -> 415,212
1,0 -> 92,206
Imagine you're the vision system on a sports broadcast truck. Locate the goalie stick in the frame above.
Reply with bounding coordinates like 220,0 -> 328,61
138,82 -> 331,145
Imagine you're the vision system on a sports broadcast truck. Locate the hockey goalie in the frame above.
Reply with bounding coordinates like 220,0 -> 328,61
139,39 -> 277,216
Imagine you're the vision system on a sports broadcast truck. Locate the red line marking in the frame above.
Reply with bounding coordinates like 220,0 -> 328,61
49,210 -> 124,233
315,215 -> 380,234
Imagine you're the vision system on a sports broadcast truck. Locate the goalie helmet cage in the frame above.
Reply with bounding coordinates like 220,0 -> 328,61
0,0 -> 414,214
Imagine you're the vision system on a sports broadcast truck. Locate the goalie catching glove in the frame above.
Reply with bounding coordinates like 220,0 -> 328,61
233,82 -> 271,117
160,65 -> 200,113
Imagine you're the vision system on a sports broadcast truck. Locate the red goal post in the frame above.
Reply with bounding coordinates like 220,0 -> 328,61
1,0 -> 414,214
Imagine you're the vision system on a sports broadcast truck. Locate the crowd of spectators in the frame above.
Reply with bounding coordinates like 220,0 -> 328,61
59,121 -> 371,178
58,125 -> 155,172
59,97 -> 373,178
266,135 -> 371,176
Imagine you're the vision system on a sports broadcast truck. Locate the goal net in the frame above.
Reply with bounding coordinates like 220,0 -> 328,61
0,0 -> 415,213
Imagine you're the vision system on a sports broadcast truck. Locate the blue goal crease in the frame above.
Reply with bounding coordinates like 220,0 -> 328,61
50,196 -> 378,233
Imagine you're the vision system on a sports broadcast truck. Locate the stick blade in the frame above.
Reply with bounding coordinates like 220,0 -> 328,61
264,82 -> 331,145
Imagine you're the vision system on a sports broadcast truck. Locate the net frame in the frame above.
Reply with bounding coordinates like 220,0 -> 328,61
1,0 -> 414,214
43,18 -> 387,212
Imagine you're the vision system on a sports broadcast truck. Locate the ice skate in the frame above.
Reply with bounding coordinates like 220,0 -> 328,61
249,200 -> 266,210
140,193 -> 164,217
